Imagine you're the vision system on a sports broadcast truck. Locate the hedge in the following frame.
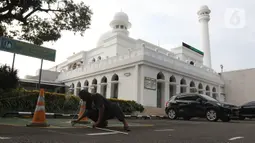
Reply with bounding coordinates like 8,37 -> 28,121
0,88 -> 144,115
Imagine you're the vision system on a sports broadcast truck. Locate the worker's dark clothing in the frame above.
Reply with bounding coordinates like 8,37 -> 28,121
81,93 -> 125,124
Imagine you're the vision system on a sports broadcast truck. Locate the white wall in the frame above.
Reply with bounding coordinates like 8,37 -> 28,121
171,46 -> 203,65
222,69 -> 255,105
140,65 -> 158,107
116,35 -> 136,55
140,64 -> 221,108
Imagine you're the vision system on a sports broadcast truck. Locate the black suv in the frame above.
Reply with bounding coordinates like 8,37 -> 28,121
165,93 -> 235,122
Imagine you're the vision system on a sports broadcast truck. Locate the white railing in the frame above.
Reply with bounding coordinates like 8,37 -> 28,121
57,46 -> 220,82
142,47 -> 219,80
57,48 -> 144,80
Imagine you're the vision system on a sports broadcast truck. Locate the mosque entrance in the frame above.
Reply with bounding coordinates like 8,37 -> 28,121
157,72 -> 165,108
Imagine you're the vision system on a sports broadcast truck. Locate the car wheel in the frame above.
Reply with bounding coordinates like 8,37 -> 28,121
168,109 -> 177,120
206,109 -> 218,122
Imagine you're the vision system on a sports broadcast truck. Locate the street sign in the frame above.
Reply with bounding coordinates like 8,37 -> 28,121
0,37 -> 56,62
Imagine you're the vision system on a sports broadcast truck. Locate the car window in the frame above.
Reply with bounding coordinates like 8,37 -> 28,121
199,94 -> 219,102
243,101 -> 255,106
176,95 -> 199,101
169,96 -> 177,102
169,95 -> 176,101
176,95 -> 187,100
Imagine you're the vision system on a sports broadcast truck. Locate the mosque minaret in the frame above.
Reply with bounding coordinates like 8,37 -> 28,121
197,5 -> 212,68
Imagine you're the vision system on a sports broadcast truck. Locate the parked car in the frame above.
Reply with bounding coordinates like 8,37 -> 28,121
165,93 -> 237,122
237,101 -> 255,120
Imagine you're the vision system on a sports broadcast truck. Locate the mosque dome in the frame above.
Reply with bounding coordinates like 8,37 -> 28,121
96,11 -> 132,47
96,30 -> 113,47
200,5 -> 209,10
110,11 -> 131,29
197,5 -> 211,15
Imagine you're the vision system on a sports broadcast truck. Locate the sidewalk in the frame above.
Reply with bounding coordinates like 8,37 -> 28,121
0,117 -> 154,128
138,107 -> 166,116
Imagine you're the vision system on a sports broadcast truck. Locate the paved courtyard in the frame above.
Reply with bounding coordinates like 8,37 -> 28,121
0,117 -> 255,143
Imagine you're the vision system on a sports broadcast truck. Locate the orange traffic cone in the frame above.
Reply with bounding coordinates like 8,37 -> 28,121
77,100 -> 90,124
26,89 -> 50,127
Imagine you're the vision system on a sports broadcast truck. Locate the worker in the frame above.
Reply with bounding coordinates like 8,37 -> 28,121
72,89 -> 130,131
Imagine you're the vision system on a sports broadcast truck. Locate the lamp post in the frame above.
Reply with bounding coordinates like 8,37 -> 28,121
220,64 -> 223,72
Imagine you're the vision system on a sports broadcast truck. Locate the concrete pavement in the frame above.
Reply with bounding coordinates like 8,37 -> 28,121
0,118 -> 255,143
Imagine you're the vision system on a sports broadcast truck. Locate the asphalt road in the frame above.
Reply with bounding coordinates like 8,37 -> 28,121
1,118 -> 255,143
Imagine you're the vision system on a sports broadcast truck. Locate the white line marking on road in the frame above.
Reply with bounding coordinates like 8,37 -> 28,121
18,112 -> 32,114
0,137 -> 11,140
47,130 -> 83,137
87,132 -> 120,136
228,136 -> 244,141
154,129 -> 174,132
83,125 -> 128,135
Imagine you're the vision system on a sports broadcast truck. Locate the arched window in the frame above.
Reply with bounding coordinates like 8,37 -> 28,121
111,74 -> 119,99
206,85 -> 210,96
92,79 -> 97,93
92,58 -> 95,62
189,81 -> 196,93
101,76 -> 107,97
98,56 -> 101,60
84,80 -> 89,92
198,83 -> 203,94
180,78 -> 187,93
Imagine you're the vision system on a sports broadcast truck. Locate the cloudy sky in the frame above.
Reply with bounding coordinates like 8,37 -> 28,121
0,0 -> 254,78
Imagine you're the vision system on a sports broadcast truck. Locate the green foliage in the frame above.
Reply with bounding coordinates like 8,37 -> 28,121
109,98 -> 144,114
0,89 -> 144,115
0,64 -> 19,91
0,0 -> 93,45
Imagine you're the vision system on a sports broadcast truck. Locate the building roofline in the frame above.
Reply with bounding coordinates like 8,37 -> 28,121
19,78 -> 67,87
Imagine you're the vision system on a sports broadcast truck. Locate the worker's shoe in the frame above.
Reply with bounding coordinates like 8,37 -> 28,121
124,125 -> 130,131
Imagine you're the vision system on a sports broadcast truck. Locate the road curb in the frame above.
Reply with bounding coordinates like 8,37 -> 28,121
2,112 -> 168,120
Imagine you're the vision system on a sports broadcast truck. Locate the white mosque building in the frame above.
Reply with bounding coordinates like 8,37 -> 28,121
27,5 -> 226,108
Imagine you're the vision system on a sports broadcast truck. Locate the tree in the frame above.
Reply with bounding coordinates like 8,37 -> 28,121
0,64 -> 19,90
0,0 -> 93,45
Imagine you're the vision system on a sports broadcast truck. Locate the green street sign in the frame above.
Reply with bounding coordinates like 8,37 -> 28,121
0,37 -> 56,62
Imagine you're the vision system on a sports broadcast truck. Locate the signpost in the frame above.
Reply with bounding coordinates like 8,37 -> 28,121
0,36 -> 56,89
